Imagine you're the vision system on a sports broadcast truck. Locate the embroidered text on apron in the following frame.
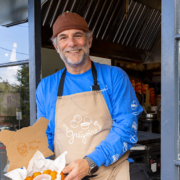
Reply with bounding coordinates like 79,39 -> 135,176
54,62 -> 130,180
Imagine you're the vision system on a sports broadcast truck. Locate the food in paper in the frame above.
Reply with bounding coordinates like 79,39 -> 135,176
27,170 -> 65,180
33,174 -> 51,180
4,150 -> 67,180
43,169 -> 52,174
33,172 -> 42,178
60,171 -> 65,180
50,171 -> 57,180
25,177 -> 33,180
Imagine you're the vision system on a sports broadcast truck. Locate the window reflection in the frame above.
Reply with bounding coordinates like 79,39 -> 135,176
0,22 -> 29,180
0,64 -> 30,179
0,23 -> 29,64
0,64 -> 30,128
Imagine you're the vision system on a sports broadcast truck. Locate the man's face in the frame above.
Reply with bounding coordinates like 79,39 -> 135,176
55,29 -> 92,67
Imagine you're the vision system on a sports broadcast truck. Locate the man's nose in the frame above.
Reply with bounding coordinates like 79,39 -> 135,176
67,37 -> 77,47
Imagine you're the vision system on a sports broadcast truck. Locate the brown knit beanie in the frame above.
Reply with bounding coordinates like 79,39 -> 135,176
52,11 -> 90,38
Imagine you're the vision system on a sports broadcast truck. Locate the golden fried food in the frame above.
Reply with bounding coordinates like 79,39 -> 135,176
24,177 -> 33,180
43,169 -> 52,175
32,172 -> 41,178
60,171 -> 65,180
50,171 -> 57,180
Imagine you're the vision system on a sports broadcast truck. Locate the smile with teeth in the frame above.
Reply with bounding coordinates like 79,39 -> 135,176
67,50 -> 81,53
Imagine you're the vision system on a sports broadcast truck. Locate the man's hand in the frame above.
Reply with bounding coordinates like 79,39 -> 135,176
63,159 -> 90,180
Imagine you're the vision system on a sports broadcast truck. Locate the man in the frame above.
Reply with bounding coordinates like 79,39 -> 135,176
36,12 -> 144,180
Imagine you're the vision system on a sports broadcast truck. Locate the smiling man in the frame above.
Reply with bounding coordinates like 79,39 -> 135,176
54,29 -> 92,74
36,12 -> 146,180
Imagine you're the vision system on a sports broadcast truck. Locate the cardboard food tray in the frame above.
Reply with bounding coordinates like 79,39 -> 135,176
0,117 -> 54,172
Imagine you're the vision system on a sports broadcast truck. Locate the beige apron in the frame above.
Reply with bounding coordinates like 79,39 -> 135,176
54,62 -> 130,180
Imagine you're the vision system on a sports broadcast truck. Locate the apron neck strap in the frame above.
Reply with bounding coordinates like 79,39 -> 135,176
58,68 -> 67,97
91,61 -> 100,91
57,61 -> 100,97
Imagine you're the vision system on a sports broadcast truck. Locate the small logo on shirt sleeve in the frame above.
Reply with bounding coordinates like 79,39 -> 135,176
112,154 -> 119,164
131,101 -> 137,110
130,135 -> 137,143
123,142 -> 128,152
131,100 -> 139,115
132,121 -> 138,132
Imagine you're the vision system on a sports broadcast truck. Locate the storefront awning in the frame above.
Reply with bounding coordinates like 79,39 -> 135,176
0,0 -> 47,27
0,0 -> 161,62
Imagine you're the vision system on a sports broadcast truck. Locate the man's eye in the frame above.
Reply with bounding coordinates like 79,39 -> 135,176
75,35 -> 82,38
60,37 -> 66,40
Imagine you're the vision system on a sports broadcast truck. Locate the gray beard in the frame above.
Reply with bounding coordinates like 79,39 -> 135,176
58,46 -> 89,68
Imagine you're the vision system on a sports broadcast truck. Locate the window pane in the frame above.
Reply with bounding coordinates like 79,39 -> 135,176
0,64 -> 29,179
0,23 -> 29,64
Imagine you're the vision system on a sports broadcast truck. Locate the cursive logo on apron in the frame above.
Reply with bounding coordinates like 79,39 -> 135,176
63,115 -> 101,144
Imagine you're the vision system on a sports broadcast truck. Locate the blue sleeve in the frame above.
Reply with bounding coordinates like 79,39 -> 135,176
36,79 -> 54,152
86,75 -> 143,167
36,80 -> 46,120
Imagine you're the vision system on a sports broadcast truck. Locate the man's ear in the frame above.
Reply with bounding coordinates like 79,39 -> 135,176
88,34 -> 93,48
53,42 -> 59,53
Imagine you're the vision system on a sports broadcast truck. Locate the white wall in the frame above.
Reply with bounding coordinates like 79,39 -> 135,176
90,56 -> 111,65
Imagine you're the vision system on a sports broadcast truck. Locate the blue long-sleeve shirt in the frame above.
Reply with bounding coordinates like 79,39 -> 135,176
36,62 -> 143,167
